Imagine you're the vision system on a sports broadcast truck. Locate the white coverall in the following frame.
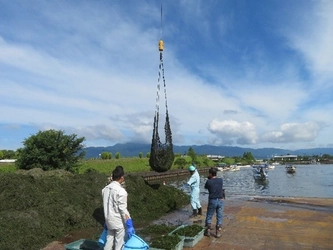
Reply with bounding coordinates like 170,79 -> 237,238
187,169 -> 201,210
102,181 -> 130,250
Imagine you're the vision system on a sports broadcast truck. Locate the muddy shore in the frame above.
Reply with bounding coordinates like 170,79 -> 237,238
44,196 -> 333,250
185,196 -> 333,250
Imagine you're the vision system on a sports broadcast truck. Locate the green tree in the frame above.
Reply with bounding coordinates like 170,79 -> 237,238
187,147 -> 197,162
242,152 -> 255,162
0,150 -> 3,159
115,152 -> 120,159
223,157 -> 235,165
1,149 -> 16,159
101,152 -> 111,159
173,157 -> 187,169
139,152 -> 143,158
202,158 -> 210,166
15,129 -> 85,172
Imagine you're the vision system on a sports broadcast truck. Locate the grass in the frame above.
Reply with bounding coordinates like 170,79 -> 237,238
0,162 -> 17,173
0,155 -> 215,174
79,157 -> 153,174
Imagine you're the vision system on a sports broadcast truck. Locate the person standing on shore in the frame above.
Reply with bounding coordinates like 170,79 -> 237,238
204,167 -> 224,238
102,166 -> 135,250
186,165 -> 202,217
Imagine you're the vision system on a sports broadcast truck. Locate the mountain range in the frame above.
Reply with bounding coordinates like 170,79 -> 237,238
83,143 -> 333,159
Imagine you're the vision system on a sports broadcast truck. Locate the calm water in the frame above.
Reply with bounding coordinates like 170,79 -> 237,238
166,164 -> 333,200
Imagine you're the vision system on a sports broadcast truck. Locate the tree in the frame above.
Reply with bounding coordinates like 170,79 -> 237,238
101,152 -> 112,160
243,152 -> 255,162
115,152 -> 120,159
173,157 -> 187,169
0,149 -> 16,159
15,129 -> 85,172
187,147 -> 197,162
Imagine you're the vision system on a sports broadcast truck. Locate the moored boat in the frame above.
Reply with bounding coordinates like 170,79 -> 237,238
285,165 -> 296,173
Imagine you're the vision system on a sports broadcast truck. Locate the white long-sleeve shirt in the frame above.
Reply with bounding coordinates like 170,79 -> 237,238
102,181 -> 130,230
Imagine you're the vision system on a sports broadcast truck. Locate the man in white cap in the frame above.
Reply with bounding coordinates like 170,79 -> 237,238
186,165 -> 202,217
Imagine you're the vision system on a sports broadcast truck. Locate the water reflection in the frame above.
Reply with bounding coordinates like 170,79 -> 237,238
254,179 -> 269,193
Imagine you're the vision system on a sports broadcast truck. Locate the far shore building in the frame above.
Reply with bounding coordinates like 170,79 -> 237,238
273,155 -> 298,161
207,154 -> 225,162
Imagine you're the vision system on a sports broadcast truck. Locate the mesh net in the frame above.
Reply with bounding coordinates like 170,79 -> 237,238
149,52 -> 174,172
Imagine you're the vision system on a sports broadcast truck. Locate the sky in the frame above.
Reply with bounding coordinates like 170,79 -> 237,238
1,0 -> 333,151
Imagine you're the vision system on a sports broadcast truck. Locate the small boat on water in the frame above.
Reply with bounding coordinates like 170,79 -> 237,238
286,165 -> 296,173
267,164 -> 275,169
229,165 -> 241,171
252,166 -> 268,181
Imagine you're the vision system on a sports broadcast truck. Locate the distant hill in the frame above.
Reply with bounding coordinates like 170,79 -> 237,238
83,143 -> 333,159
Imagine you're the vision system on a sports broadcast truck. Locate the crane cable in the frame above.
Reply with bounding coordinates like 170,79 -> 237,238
149,0 -> 174,172
155,1 -> 168,119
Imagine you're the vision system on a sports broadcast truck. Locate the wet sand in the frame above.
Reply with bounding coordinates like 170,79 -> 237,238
156,196 -> 333,250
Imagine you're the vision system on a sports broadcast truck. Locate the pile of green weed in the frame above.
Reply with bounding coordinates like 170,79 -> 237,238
149,234 -> 183,250
172,224 -> 204,237
0,169 -> 189,250
138,224 -> 177,239
126,174 -> 190,224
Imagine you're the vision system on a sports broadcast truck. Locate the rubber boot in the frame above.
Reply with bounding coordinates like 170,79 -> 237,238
216,225 -> 222,238
198,207 -> 202,216
204,224 -> 211,237
190,209 -> 198,218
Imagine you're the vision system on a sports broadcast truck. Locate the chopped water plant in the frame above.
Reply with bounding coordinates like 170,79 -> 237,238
0,169 -> 189,250
149,234 -> 183,250
138,224 -> 177,238
172,224 -> 204,237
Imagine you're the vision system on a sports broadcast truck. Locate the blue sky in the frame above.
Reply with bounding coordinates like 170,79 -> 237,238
1,0 -> 333,151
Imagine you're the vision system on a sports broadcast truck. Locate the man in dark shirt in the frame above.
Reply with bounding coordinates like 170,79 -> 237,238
204,167 -> 224,238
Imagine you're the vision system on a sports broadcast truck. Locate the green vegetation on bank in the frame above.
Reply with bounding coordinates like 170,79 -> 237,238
0,154 -> 216,174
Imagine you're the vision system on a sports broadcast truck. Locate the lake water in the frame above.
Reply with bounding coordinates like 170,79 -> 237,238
166,164 -> 333,200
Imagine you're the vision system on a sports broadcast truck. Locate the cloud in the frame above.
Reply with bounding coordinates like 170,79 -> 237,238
283,1 -> 333,81
261,122 -> 323,143
208,119 -> 258,145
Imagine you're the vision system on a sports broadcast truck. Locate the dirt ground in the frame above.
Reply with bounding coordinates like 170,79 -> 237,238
43,196 -> 333,250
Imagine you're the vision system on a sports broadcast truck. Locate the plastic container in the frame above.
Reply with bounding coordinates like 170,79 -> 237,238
123,234 -> 149,250
64,239 -> 103,250
169,225 -> 205,248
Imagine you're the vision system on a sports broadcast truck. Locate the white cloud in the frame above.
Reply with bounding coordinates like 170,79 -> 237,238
208,119 -> 258,145
261,122 -> 323,143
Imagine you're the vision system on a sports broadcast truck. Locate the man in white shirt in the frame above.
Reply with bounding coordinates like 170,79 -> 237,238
102,166 -> 135,250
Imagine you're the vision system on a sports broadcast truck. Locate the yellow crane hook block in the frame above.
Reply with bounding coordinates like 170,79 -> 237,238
158,39 -> 164,51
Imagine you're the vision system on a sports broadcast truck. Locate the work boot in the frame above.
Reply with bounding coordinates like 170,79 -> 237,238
190,209 -> 198,218
197,207 -> 202,216
216,225 -> 222,238
204,224 -> 211,237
